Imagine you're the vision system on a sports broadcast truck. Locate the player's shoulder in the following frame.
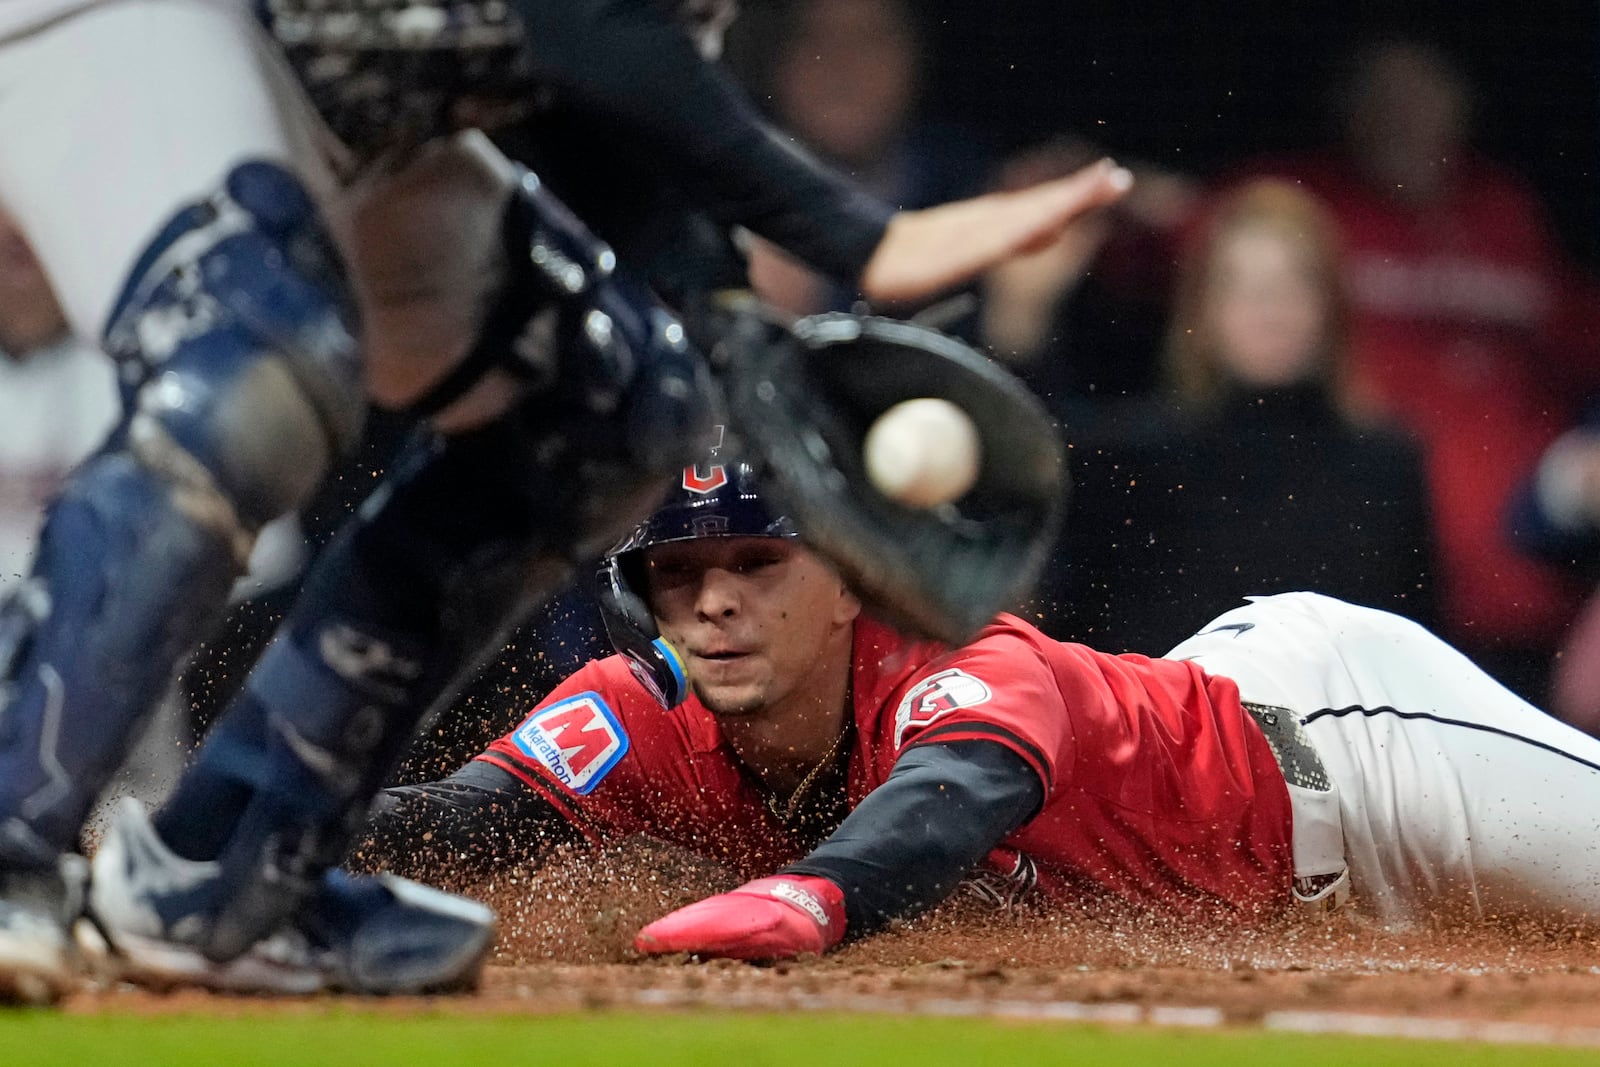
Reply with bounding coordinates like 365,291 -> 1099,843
960,612 -> 1068,663
533,654 -> 710,736
548,654 -> 652,707
862,613 -> 1078,758
854,612 -> 1058,676
494,654 -> 709,796
870,613 -> 1061,707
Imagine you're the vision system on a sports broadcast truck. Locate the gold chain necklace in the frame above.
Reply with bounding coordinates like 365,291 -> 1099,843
765,721 -> 849,826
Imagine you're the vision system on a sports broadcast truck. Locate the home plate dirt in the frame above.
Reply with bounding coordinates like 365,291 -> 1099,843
60,837 -> 1600,1043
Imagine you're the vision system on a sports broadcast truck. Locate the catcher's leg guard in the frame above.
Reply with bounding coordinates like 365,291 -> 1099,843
152,176 -> 712,963
0,161 -> 362,855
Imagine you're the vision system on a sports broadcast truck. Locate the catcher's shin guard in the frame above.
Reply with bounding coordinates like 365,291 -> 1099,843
154,230 -> 713,962
701,295 -> 1066,645
0,162 -> 362,854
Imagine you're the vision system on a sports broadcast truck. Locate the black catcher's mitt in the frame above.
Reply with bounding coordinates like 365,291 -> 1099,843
699,294 -> 1067,646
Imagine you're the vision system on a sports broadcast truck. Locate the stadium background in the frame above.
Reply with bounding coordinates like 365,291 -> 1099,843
735,0 -> 1600,267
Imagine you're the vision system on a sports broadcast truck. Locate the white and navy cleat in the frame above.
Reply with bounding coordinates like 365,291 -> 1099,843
0,854 -> 86,1006
88,797 -> 495,995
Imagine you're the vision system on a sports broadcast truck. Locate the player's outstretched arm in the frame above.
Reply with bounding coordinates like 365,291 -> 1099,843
859,160 -> 1134,305
355,761 -> 582,878
513,0 -> 1130,305
635,740 -> 1042,960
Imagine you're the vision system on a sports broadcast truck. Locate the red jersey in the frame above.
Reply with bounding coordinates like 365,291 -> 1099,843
481,614 -> 1295,915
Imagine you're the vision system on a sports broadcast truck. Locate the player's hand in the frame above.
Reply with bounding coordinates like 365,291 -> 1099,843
858,158 -> 1133,305
633,875 -> 846,960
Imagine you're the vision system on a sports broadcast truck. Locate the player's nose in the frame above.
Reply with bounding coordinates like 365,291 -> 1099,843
693,567 -> 742,619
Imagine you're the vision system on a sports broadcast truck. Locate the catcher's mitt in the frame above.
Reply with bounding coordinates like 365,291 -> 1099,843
698,294 -> 1067,646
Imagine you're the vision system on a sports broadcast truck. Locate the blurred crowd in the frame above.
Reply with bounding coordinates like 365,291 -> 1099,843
7,0 -> 1600,790
723,0 -> 1600,725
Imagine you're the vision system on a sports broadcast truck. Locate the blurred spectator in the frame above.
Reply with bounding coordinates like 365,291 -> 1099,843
1507,401 -> 1600,577
740,0 -> 994,319
1032,180 -> 1436,654
1231,36 -> 1600,701
0,213 -> 117,591
1507,403 -> 1600,731
980,136 -> 1198,415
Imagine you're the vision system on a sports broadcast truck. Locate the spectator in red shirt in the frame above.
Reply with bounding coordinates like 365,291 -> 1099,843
987,37 -> 1600,702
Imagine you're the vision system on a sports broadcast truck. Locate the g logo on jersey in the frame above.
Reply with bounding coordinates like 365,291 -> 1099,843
511,692 -> 629,795
894,668 -> 993,748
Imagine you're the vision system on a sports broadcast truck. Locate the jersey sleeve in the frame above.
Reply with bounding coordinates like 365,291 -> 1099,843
508,0 -> 891,280
890,629 -> 1069,795
478,662 -> 644,842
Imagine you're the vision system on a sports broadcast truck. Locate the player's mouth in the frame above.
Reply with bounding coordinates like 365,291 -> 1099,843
693,648 -> 753,661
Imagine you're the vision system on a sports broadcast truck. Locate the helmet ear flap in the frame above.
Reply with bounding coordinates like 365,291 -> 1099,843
595,558 -> 688,709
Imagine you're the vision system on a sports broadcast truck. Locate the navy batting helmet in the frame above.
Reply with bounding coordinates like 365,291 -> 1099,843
596,428 -> 795,708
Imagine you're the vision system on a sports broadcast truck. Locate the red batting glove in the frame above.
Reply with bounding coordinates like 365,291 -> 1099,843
634,875 -> 847,960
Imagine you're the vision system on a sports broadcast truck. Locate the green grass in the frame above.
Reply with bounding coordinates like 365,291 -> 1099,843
3,1011 -> 1598,1067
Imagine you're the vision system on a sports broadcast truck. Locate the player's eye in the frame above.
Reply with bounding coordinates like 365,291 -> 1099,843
734,552 -> 783,575
648,558 -> 694,584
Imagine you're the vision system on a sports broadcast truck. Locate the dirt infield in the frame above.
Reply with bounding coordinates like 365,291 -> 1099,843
55,838 -> 1600,1038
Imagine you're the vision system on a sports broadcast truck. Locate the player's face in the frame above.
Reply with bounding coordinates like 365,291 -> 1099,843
644,537 -> 860,717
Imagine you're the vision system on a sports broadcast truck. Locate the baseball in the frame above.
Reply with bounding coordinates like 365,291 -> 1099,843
863,397 -> 982,507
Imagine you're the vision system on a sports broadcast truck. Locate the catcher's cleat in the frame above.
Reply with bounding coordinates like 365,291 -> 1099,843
0,852 -> 86,1006
87,798 -> 495,996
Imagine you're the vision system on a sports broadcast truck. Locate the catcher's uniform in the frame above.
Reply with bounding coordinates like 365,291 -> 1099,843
0,0 -> 533,414
483,613 -> 1300,917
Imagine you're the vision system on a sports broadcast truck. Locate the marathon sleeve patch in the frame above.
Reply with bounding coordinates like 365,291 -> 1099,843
894,668 -> 994,749
509,691 -> 630,796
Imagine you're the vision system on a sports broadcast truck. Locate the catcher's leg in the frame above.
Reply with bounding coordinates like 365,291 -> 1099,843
0,162 -> 361,1002
0,0 -> 352,1004
0,161 -> 362,858
92,165 -> 711,986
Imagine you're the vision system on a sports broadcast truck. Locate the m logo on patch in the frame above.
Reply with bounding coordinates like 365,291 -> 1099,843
894,668 -> 993,747
511,692 -> 629,795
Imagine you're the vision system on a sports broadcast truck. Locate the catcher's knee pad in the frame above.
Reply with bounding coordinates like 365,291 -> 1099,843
0,164 -> 363,851
104,160 -> 365,541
